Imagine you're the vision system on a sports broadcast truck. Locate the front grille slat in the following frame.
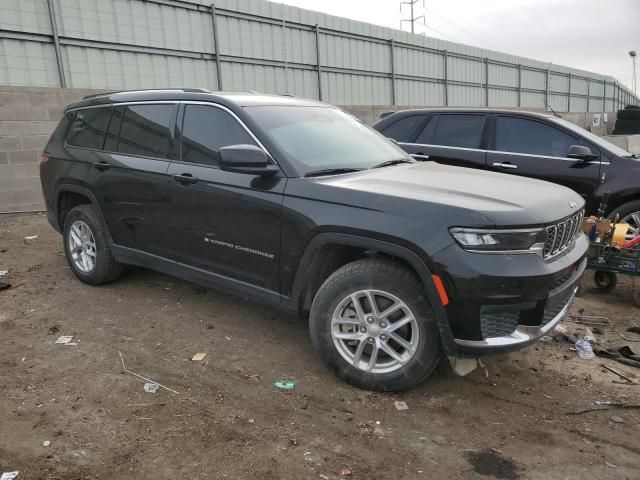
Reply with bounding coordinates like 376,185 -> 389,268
543,209 -> 583,260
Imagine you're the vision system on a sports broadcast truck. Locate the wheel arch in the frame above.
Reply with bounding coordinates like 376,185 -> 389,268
288,233 -> 448,316
606,192 -> 640,217
55,185 -> 113,244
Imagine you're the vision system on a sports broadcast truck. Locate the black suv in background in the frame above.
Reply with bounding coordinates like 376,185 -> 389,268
374,109 -> 640,236
41,90 -> 587,391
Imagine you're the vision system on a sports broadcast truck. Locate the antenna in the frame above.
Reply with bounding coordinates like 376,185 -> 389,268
400,0 -> 425,35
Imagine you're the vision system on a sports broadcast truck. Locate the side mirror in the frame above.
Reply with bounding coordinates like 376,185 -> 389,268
567,145 -> 598,161
219,145 -> 279,176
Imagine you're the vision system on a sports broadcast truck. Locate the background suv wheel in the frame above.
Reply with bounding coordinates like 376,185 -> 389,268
63,205 -> 123,285
610,200 -> 640,240
309,258 -> 440,391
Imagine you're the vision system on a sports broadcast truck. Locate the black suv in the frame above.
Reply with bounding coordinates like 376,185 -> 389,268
374,109 -> 640,236
40,90 -> 587,391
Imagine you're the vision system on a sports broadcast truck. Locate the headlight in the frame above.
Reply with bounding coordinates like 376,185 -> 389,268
449,227 -> 545,255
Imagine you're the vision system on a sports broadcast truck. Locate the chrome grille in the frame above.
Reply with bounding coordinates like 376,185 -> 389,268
543,209 -> 584,259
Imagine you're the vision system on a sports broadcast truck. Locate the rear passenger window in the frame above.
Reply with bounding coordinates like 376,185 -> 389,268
66,107 -> 112,149
118,104 -> 175,158
181,105 -> 256,166
103,106 -> 124,152
417,114 -> 485,149
381,115 -> 426,142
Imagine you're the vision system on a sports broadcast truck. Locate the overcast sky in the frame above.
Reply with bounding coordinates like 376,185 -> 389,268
279,0 -> 639,91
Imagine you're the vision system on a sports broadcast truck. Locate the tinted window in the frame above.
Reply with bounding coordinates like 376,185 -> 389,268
66,107 -> 112,149
118,104 -> 175,158
496,117 -> 581,157
417,114 -> 485,149
181,105 -> 256,166
104,106 -> 124,152
382,115 -> 425,142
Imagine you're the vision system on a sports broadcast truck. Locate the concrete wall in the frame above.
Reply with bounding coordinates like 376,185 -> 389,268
0,85 -> 99,212
0,85 -> 625,213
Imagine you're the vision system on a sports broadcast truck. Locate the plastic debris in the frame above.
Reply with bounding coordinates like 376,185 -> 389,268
340,466 -> 353,476
394,401 -> 409,411
144,382 -> 159,394
1,472 -> 20,480
273,380 -> 296,390
584,328 -> 596,343
0,271 -> 7,277
42,440 -> 51,447
119,351 -> 180,395
610,415 -> 624,424
0,283 -> 10,292
191,352 -> 206,362
575,339 -> 595,359
55,336 -> 74,344
539,336 -> 553,343
553,324 -> 568,335
23,235 -> 38,244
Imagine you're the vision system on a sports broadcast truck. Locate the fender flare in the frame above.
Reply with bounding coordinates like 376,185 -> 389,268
55,184 -> 114,245
287,232 -> 455,349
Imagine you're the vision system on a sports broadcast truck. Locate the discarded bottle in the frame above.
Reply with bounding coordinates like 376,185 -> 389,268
575,339 -> 595,360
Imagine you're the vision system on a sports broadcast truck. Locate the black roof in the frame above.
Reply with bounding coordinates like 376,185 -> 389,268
66,89 -> 327,111
380,107 -> 556,120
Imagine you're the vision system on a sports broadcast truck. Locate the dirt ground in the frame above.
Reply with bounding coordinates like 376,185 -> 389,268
1,212 -> 640,480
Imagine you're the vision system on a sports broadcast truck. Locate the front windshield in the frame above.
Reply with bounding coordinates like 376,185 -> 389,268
550,117 -> 632,157
244,105 -> 411,174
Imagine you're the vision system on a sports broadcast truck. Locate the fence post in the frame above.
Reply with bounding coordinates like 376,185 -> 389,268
587,78 -> 591,112
390,39 -> 396,106
210,3 -> 223,91
567,74 -> 571,112
517,64 -> 522,108
46,0 -> 66,88
484,58 -> 489,107
545,67 -> 550,111
443,50 -> 449,107
315,25 -> 323,101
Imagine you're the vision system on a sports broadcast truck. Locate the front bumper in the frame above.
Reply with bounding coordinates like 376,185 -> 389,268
432,233 -> 588,357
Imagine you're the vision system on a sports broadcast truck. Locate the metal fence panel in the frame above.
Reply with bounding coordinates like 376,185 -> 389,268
0,0 -> 637,109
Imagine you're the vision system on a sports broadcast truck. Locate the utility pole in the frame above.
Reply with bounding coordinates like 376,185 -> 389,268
400,0 -> 425,35
630,50 -> 637,98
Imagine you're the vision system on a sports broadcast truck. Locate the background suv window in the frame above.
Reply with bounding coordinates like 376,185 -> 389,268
495,116 -> 582,158
66,107 -> 112,149
381,115 -> 425,142
117,104 -> 175,158
180,105 -> 256,166
416,114 -> 485,149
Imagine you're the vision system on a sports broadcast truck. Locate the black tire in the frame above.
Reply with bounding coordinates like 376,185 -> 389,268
63,204 -> 123,285
617,109 -> 640,121
309,258 -> 441,392
594,271 -> 617,293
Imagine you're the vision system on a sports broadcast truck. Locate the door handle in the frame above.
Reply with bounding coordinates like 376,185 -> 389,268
411,153 -> 430,160
173,173 -> 199,185
493,162 -> 518,170
93,161 -> 110,171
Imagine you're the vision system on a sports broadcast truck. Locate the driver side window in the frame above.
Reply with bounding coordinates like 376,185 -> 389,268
495,117 -> 585,158
180,105 -> 257,166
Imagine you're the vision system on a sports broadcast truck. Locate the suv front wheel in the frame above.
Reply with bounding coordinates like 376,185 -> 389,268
309,258 -> 441,391
63,204 -> 123,285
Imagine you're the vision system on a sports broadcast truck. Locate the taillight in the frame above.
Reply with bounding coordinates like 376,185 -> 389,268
41,153 -> 50,163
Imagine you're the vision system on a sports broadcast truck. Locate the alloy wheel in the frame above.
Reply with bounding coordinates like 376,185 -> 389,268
331,289 -> 420,373
68,220 -> 97,273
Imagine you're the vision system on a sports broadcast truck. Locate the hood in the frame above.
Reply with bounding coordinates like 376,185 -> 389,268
312,161 -> 584,227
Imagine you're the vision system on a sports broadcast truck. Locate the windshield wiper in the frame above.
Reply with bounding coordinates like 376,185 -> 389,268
371,159 -> 415,169
304,167 -> 365,178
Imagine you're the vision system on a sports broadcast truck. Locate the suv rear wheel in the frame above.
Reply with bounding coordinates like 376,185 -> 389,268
309,258 -> 440,391
63,205 -> 123,285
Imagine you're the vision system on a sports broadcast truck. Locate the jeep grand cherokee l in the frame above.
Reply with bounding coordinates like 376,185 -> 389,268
40,90 -> 588,391
374,109 -> 640,239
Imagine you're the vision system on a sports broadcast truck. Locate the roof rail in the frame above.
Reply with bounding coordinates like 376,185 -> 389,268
82,87 -> 210,100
